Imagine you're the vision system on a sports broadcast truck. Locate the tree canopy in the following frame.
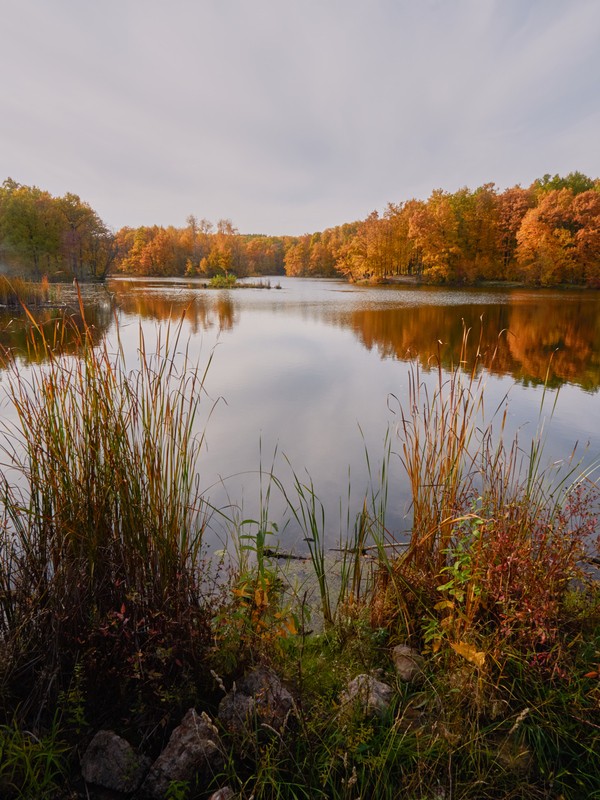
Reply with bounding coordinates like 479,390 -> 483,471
0,179 -> 116,280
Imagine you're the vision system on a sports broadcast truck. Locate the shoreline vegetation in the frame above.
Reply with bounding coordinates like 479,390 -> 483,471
0,274 -> 281,316
2,171 -> 600,288
0,308 -> 598,798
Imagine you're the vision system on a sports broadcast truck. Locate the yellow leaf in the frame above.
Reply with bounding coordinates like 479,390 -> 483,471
284,616 -> 298,635
254,587 -> 268,607
450,641 -> 485,668
434,600 -> 455,611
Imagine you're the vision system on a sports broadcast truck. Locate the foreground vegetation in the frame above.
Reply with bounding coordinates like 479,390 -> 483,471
0,310 -> 598,799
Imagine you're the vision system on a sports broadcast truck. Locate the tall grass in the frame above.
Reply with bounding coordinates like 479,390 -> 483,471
0,275 -> 52,307
0,303 -> 213,725
373,325 -> 599,657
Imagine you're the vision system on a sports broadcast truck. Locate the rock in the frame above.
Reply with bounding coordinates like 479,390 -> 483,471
340,674 -> 394,719
392,644 -> 425,682
81,729 -> 150,793
141,709 -> 224,799
218,691 -> 256,737
218,666 -> 293,736
209,788 -> 235,800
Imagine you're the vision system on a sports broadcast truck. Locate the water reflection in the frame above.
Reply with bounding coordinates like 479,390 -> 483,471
4,278 -> 597,392
334,294 -> 600,391
109,279 -> 237,333
0,301 -> 113,365
107,279 -> 600,392
1,277 -> 598,551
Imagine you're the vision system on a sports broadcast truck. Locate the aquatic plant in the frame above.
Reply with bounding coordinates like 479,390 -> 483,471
0,275 -> 54,308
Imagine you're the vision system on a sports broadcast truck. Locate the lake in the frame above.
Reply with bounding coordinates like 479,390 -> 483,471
2,276 -> 599,555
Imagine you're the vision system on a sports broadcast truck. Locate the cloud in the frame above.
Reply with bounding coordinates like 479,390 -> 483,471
1,0 -> 598,234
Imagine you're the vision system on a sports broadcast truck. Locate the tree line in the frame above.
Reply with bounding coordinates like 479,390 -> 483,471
2,172 -> 599,286
114,217 -> 288,278
286,172 -> 600,286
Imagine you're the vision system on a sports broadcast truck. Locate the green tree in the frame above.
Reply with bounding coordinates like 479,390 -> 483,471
0,180 -> 61,276
531,171 -> 595,197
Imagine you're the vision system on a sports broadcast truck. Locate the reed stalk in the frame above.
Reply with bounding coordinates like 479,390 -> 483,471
0,303 -> 212,718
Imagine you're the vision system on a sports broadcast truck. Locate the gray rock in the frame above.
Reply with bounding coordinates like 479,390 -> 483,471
392,644 -> 425,682
81,729 -> 150,793
218,691 -> 256,737
218,666 -> 293,736
209,788 -> 235,800
340,674 -> 394,719
141,709 -> 224,799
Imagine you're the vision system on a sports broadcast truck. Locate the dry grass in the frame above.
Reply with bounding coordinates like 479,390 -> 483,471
0,275 -> 52,307
0,300 -> 214,725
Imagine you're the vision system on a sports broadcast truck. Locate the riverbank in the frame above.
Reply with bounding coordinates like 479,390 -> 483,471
353,274 -> 599,291
0,313 -> 598,799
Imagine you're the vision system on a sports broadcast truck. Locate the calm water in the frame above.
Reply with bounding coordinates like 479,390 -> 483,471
2,276 -> 599,553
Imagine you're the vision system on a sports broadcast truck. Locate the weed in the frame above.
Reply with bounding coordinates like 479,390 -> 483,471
0,716 -> 68,799
165,779 -> 191,799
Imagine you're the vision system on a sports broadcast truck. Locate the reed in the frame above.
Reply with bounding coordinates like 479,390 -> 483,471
0,303 -> 213,723
375,324 -> 599,658
0,275 -> 52,307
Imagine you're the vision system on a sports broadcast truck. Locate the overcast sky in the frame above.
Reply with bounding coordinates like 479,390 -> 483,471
1,0 -> 599,235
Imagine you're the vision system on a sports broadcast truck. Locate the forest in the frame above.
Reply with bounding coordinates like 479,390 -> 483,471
1,172 -> 600,286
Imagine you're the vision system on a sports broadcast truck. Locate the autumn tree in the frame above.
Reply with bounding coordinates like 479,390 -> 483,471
244,235 -> 285,275
496,186 -> 534,278
0,179 -> 115,280
453,184 -> 500,281
571,191 -> 600,286
58,192 -> 116,280
383,202 -> 419,276
408,192 -> 460,282
284,236 -> 311,276
516,190 -> 578,285
183,215 -> 213,275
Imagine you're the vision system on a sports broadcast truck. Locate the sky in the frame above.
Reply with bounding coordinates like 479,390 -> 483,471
1,0 -> 599,236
